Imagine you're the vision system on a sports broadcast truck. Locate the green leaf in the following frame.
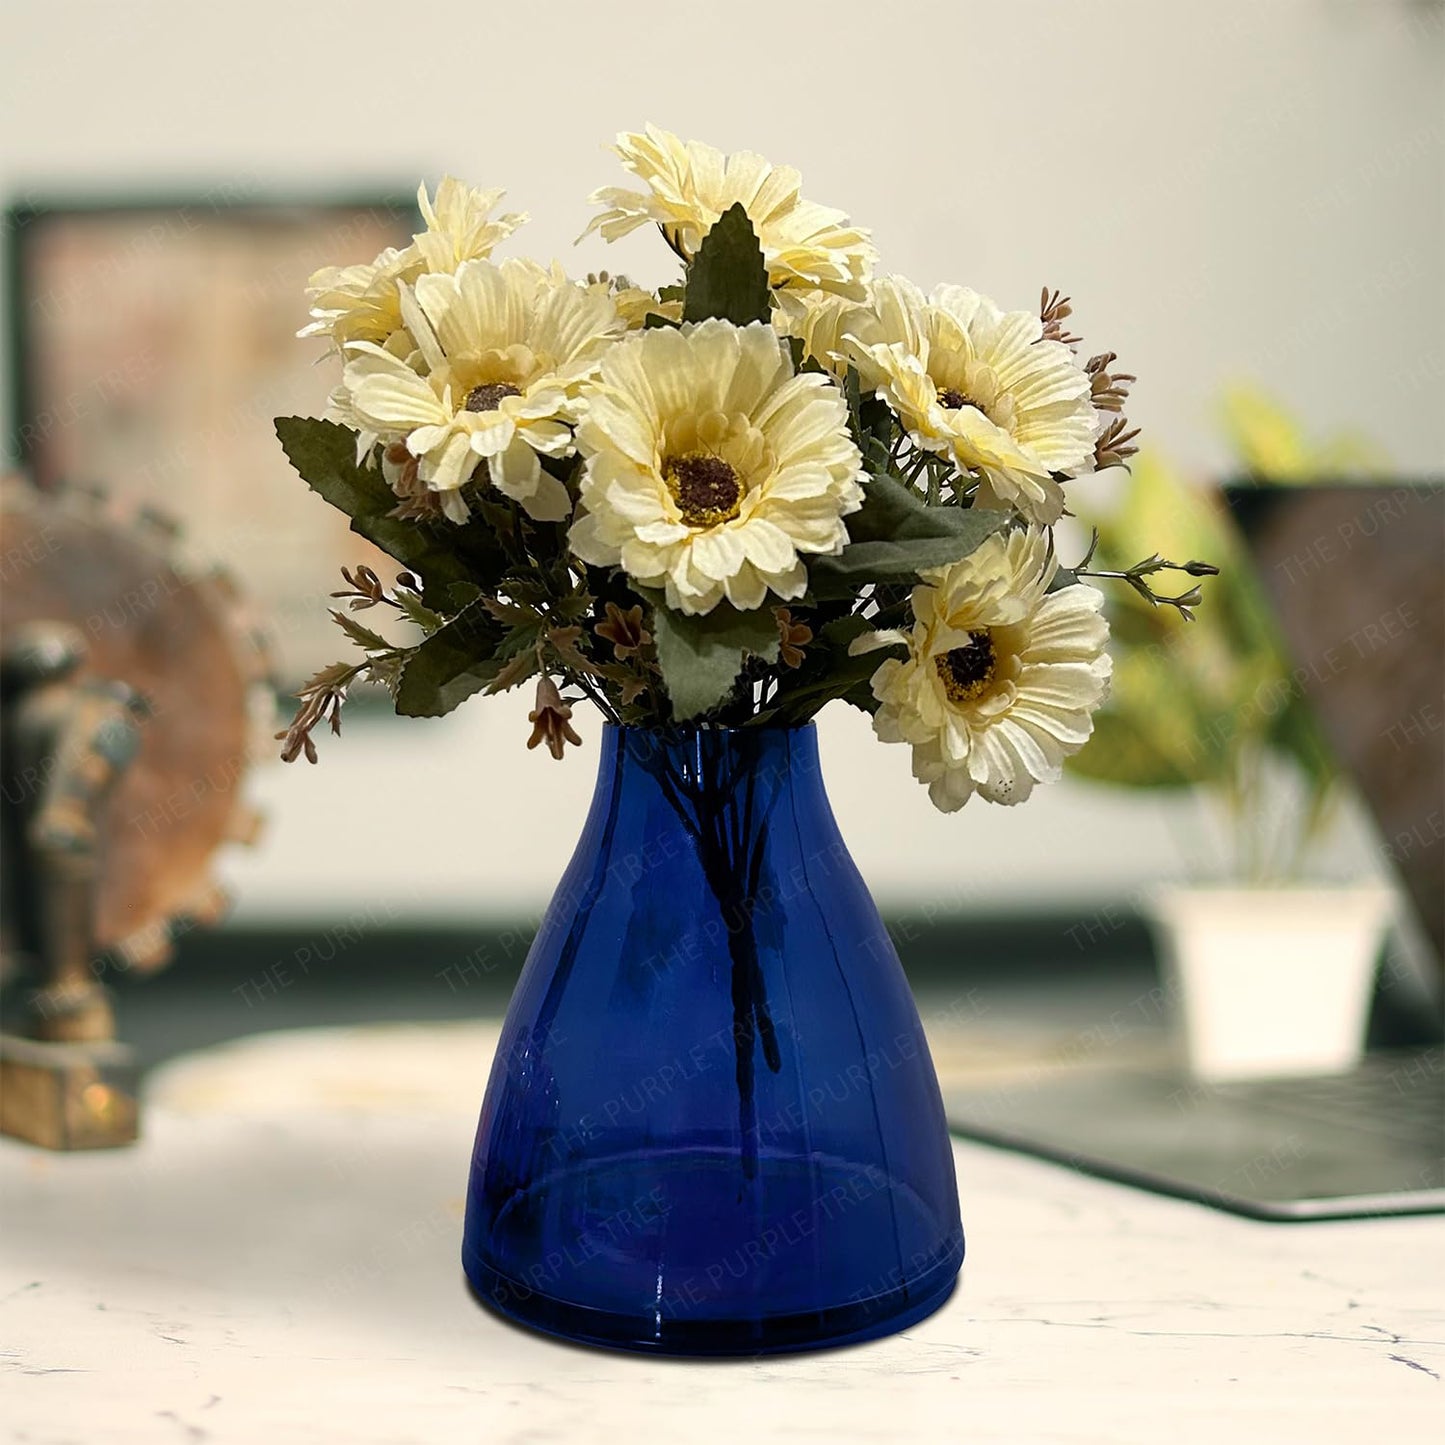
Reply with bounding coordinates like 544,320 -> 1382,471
367,653 -> 405,698
329,609 -> 393,653
492,614 -> 545,663
394,589 -> 446,636
447,581 -> 484,610
845,473 -> 996,547
651,603 -> 780,722
682,203 -> 770,327
394,600 -> 506,718
810,475 -> 1010,595
274,417 -> 506,608
842,367 -> 893,473
860,396 -> 893,458
485,647 -> 542,697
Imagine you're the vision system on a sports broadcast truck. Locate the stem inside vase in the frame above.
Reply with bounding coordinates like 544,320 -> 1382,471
644,735 -> 784,1180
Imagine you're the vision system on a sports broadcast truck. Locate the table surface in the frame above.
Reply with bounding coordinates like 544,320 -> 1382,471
2,1022 -> 1442,1445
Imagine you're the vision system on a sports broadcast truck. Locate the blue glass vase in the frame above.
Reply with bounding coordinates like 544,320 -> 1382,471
463,723 -> 963,1354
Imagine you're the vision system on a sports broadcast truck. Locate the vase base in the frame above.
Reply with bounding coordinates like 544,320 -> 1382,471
464,1247 -> 962,1356
464,1144 -> 963,1354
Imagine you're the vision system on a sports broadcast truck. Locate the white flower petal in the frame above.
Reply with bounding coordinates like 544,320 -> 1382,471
520,470 -> 573,523
490,436 -> 541,500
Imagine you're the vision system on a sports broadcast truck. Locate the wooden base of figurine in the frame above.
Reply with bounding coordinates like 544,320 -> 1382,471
0,1033 -> 139,1149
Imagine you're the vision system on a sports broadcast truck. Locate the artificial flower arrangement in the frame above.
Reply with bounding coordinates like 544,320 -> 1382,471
275,125 -> 1213,810
274,126 -> 1216,1354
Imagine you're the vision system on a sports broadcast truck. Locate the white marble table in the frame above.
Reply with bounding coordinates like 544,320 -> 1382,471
2,1023 -> 1441,1444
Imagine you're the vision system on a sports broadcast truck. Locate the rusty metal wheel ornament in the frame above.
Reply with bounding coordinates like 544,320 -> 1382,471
1,474 -> 274,971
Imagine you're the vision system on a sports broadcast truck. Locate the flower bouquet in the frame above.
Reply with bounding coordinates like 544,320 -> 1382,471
277,126 -> 1212,1354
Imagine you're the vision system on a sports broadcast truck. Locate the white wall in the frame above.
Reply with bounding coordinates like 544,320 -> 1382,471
4,0 -> 1440,917
7,0 -> 1442,473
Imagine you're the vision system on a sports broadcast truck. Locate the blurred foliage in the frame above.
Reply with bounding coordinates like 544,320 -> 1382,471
1067,385 -> 1389,878
1220,384 -> 1388,482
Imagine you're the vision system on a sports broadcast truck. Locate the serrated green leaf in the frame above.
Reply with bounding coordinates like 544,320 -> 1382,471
494,616 -> 545,663
847,473 -> 1001,547
394,600 -> 506,718
481,597 -> 537,627
393,589 -> 446,636
842,365 -> 863,429
652,603 -> 780,721
275,417 -> 507,608
330,609 -> 393,653
842,367 -> 893,472
485,647 -> 542,696
809,476 -> 1009,595
447,580 -> 484,610
682,203 -> 770,327
860,394 -> 893,455
367,653 -> 405,697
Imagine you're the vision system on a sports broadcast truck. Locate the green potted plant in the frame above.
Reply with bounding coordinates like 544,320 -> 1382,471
1068,394 -> 1394,1080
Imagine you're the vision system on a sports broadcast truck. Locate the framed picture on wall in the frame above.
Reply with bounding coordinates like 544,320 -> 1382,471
5,191 -> 419,684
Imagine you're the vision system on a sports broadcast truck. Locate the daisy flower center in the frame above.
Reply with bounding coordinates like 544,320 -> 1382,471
465,382 -> 522,413
935,362 -> 1017,431
664,452 -> 743,528
937,387 -> 977,411
935,630 -> 997,704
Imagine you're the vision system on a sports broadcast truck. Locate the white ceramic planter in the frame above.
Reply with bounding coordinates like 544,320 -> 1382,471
1147,886 -> 1395,1082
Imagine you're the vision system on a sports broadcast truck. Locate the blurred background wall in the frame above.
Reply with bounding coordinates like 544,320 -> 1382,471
4,0 -> 1442,921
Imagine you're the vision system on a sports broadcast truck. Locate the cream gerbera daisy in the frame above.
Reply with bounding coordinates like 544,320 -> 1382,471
861,527 -> 1111,811
848,279 -> 1099,524
336,257 -> 623,522
301,177 -> 528,351
583,126 -> 876,298
569,320 -> 864,615
773,287 -> 867,376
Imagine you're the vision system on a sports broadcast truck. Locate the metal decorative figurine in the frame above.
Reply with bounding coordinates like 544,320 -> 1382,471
0,476 -> 272,1149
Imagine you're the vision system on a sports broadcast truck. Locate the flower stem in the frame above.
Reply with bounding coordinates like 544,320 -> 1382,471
648,740 -> 783,1182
